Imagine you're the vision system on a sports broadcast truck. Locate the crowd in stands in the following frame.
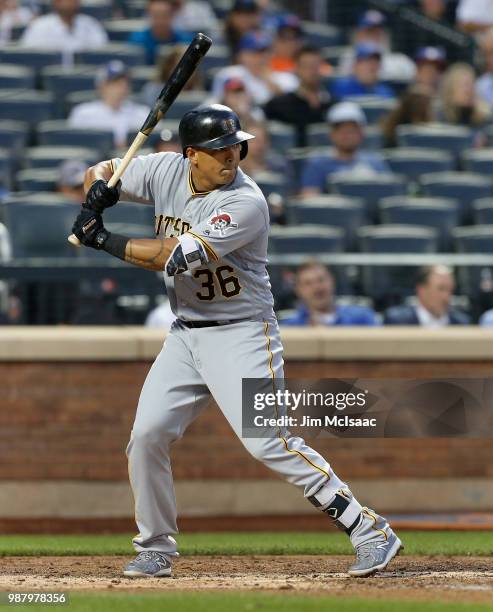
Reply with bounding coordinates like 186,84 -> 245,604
2,0 -> 493,325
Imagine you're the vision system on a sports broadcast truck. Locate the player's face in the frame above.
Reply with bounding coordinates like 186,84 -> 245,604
417,271 -> 454,317
192,144 -> 241,187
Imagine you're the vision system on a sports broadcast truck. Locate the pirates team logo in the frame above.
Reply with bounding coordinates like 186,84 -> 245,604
208,210 -> 238,235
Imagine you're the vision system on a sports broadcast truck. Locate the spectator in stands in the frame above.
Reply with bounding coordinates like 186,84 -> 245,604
128,0 -> 191,65
381,84 -> 434,147
457,0 -> 493,35
212,31 -> 298,106
269,14 -> 303,74
154,126 -> 181,154
0,0 -> 34,45
172,0 -> 218,33
300,102 -> 390,197
57,159 -> 86,202
20,0 -> 107,52
238,119 -> 285,176
476,28 -> 493,110
384,265 -> 470,326
141,45 -> 202,107
331,42 -> 395,100
223,0 -> 261,59
339,9 -> 415,84
68,61 -> 150,148
438,62 -> 490,130
264,45 -> 332,147
414,46 -> 447,93
215,76 -> 264,123
280,262 -> 378,326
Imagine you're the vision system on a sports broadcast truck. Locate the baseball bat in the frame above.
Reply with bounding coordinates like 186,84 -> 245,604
68,32 -> 212,246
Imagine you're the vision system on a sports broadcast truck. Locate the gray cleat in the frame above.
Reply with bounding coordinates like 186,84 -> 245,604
348,530 -> 403,577
123,551 -> 172,578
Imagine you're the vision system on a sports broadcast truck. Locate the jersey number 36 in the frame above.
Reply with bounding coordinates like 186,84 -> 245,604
193,266 -> 242,301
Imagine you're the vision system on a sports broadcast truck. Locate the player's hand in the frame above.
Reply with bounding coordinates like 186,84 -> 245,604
72,206 -> 110,249
86,179 -> 121,213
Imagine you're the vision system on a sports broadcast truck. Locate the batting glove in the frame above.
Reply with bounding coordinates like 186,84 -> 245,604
72,206 -> 110,250
86,179 -> 121,213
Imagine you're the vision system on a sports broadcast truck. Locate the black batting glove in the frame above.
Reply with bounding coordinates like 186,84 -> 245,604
72,206 -> 110,250
86,179 -> 121,213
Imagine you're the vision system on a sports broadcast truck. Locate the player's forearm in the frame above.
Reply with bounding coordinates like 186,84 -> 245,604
84,161 -> 113,194
124,237 -> 179,271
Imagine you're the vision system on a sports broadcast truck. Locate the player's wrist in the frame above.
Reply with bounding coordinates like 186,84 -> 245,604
101,232 -> 129,261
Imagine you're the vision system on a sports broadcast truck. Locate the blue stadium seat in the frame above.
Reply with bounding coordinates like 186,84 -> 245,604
357,225 -> 438,300
0,148 -> 13,189
286,147 -> 326,195
16,169 -> 58,192
461,149 -> 493,175
1,193 -> 77,257
453,225 -> 493,296
103,201 -> 155,237
24,146 -> 98,169
363,126 -> 384,151
79,0 -> 113,20
130,65 -> 155,92
396,124 -> 474,157
76,44 -> 145,67
320,45 -> 350,68
306,123 -> 329,148
287,195 -> 366,251
419,172 -> 493,222
159,91 -> 207,119
0,90 -> 54,125
379,197 -> 459,251
199,45 -> 229,72
266,121 -> 296,152
268,225 -> 345,254
0,47 -> 61,71
0,120 -> 28,159
346,95 -> 396,125
41,65 -> 97,99
330,173 -> 407,219
472,198 -> 493,225
302,22 -> 341,47
251,171 -> 286,199
0,64 -> 35,89
105,19 -> 147,41
37,120 -> 114,156
384,148 -> 454,181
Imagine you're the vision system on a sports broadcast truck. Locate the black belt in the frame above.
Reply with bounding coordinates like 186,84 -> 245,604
178,318 -> 249,328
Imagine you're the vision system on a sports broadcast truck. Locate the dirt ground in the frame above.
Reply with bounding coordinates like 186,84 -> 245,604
1,556 -> 493,604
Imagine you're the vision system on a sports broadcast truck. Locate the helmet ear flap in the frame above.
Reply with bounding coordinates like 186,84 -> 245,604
240,141 -> 248,160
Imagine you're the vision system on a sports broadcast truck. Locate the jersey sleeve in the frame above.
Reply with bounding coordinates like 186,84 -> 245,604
186,195 -> 269,261
112,153 -> 166,205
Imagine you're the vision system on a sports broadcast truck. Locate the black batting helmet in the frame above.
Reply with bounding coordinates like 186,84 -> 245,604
179,104 -> 254,160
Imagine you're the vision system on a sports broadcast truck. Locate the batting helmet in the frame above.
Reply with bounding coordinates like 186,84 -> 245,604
179,104 -> 254,160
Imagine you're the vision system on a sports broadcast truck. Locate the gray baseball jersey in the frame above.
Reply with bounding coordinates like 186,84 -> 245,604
113,152 -> 274,321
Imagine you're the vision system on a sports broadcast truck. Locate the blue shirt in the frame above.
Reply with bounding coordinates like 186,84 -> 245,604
128,28 -> 192,65
331,76 -> 395,100
280,304 -> 378,326
301,152 -> 390,192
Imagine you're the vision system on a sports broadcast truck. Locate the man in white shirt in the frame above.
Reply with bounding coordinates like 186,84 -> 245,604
384,265 -> 471,326
68,61 -> 150,147
20,0 -> 107,52
212,31 -> 298,106
457,0 -> 493,34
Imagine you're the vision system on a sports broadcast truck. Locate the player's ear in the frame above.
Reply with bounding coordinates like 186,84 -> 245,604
186,147 -> 199,166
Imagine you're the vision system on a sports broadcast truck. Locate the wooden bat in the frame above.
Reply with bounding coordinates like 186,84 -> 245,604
68,32 -> 212,246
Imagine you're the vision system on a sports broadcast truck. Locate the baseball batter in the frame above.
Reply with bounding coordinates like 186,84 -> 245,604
71,104 -> 402,578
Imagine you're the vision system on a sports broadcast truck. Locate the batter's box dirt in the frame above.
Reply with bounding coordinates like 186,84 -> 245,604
1,556 -> 493,604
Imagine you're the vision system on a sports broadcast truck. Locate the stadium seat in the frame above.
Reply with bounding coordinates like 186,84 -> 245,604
0,90 -> 54,125
357,225 -> 438,301
16,168 -> 58,192
0,47 -> 61,71
130,65 -> 155,92
252,171 -> 286,199
0,64 -> 35,89
76,44 -> 145,67
0,120 -> 28,158
104,18 -> 147,41
287,195 -> 366,251
306,123 -> 329,148
268,225 -> 345,255
379,197 -> 459,251
461,149 -> 493,175
104,201 -> 155,237
419,172 -> 493,222
158,91 -> 207,119
346,95 -> 396,125
286,147 -> 326,195
396,124 -> 474,157
266,121 -> 296,152
199,45 -> 230,72
320,45 -> 350,68
302,21 -> 341,47
1,194 -> 78,257
41,65 -> 97,100
24,146 -> 98,169
79,0 -> 113,20
453,225 -> 493,296
384,148 -> 454,180
65,90 -> 98,114
329,173 -> 407,219
363,126 -> 384,151
472,198 -> 493,225
37,120 -> 114,156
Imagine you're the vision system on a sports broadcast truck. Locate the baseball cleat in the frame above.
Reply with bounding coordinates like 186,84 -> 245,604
123,551 -> 172,578
348,529 -> 403,577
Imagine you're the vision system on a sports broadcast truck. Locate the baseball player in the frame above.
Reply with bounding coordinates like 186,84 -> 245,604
71,104 -> 402,578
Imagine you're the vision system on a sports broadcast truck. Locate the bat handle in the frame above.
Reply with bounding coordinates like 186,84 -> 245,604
67,132 -> 148,246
